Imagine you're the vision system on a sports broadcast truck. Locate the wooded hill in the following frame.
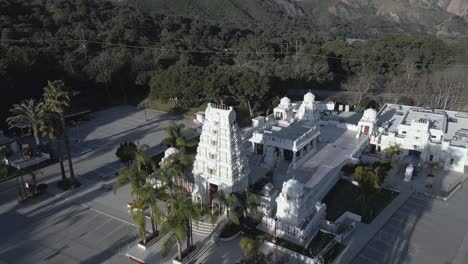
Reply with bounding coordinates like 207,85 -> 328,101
1,0 -> 468,129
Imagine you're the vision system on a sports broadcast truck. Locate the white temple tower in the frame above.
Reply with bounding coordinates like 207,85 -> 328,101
297,92 -> 320,122
192,103 -> 250,204
356,108 -> 378,138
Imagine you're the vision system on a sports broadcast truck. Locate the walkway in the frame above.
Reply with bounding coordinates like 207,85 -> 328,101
335,184 -> 414,264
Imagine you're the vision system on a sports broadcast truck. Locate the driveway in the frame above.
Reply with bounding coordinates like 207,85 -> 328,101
351,184 -> 468,264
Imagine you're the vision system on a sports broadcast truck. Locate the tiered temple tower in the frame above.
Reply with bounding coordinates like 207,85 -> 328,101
192,103 -> 250,204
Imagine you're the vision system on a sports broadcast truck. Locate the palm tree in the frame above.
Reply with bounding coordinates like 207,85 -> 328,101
113,146 -> 153,201
129,184 -> 164,244
162,151 -> 194,191
162,123 -> 197,152
354,166 -> 380,221
160,192 -> 202,260
42,80 -> 78,186
40,111 -> 68,185
240,234 -> 266,257
7,99 -> 44,146
242,190 -> 260,221
213,190 -> 241,225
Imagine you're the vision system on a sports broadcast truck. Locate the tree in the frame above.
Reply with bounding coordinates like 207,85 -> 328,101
7,99 -> 44,146
128,184 -> 164,244
228,68 -> 272,118
160,192 -> 202,260
239,235 -> 268,263
241,190 -> 260,221
342,73 -> 379,109
43,80 -> 79,187
40,111 -> 68,186
384,144 -> 400,164
161,123 -> 196,151
115,141 -> 137,167
354,166 -> 380,220
113,145 -> 154,200
213,190 -> 241,225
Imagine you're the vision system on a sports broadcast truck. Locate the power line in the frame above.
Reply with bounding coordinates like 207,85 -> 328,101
1,37 -> 468,68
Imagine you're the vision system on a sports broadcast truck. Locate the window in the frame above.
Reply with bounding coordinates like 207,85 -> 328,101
450,158 -> 454,165
413,145 -> 418,149
212,130 -> 218,135
209,153 -> 216,159
431,135 -> 437,139
208,168 -> 216,175
211,140 -> 217,146
402,131 -> 407,134
415,137 -> 420,140
429,155 -> 433,161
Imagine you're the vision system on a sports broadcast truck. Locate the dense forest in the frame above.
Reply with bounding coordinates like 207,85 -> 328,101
2,0 -> 468,129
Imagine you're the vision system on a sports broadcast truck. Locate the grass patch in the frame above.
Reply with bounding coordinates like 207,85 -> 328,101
323,179 -> 399,223
263,231 -> 334,259
304,232 -> 335,257
144,98 -> 207,117
145,98 -> 177,113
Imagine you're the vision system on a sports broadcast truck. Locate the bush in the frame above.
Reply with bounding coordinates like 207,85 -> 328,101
341,163 -> 356,175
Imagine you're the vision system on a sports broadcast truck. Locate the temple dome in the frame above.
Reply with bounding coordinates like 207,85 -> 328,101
282,179 -> 304,200
362,108 -> 377,123
303,92 -> 315,104
279,97 -> 292,108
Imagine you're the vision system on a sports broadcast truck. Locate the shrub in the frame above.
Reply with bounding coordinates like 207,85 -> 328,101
341,163 -> 356,175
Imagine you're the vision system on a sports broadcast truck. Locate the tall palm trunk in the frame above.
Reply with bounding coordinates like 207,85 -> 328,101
56,139 -> 67,182
176,239 -> 182,260
185,220 -> 191,252
60,115 -> 75,181
32,124 -> 41,146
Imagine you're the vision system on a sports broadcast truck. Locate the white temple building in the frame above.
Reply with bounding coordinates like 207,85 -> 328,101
258,179 -> 326,247
191,103 -> 250,204
367,104 -> 468,173
249,92 -> 321,171
191,92 -> 364,246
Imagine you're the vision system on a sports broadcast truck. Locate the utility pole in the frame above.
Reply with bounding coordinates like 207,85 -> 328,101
81,29 -> 87,60
295,40 -> 298,54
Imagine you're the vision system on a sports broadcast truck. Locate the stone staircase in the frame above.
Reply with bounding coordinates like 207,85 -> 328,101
192,219 -> 217,236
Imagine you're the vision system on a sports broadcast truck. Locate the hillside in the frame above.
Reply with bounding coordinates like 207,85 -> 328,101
134,0 -> 468,37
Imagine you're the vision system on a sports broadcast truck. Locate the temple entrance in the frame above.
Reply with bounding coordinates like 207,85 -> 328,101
255,143 -> 264,155
363,126 -> 370,135
209,183 -> 218,206
284,149 -> 293,162
408,150 -> 421,157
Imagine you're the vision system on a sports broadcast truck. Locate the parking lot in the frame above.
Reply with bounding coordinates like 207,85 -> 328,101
0,106 -> 193,263
351,185 -> 468,264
